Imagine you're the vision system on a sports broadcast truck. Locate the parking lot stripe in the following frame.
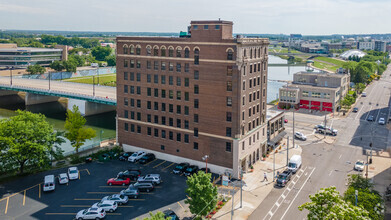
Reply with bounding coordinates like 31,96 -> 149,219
162,162 -> 175,170
0,183 -> 41,203
144,158 -> 157,166
23,190 -> 26,206
153,161 -> 166,168
74,198 -> 102,201
177,201 -> 185,210
5,197 -> 9,214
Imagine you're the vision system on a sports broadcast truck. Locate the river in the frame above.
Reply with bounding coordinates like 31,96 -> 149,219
0,55 -> 307,154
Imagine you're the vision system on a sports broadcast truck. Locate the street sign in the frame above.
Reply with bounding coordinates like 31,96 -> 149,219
222,175 -> 229,186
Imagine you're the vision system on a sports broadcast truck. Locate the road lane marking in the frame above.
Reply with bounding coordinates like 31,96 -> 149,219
23,190 -> 26,206
177,201 -> 185,210
328,170 -> 333,176
162,162 -> 175,170
280,167 -> 316,220
144,158 -> 157,166
375,108 -> 381,122
364,106 -> 373,121
153,161 -> 166,168
339,154 -> 342,159
355,106 -> 364,120
5,197 -> 9,214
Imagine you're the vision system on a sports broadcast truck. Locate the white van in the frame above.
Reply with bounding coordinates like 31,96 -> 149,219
43,175 -> 55,192
288,155 -> 302,173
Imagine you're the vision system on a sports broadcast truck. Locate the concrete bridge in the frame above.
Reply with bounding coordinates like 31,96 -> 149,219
0,77 -> 116,116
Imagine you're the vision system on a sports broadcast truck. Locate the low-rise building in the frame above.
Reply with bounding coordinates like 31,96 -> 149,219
278,71 -> 350,112
266,109 -> 286,150
357,41 -> 374,50
374,40 -> 387,52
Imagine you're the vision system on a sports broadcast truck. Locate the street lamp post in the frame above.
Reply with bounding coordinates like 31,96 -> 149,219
9,67 -> 13,86
48,71 -> 51,90
202,155 -> 209,173
287,136 -> 289,166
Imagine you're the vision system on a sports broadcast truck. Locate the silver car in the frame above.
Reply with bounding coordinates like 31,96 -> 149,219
137,174 -> 161,185
91,200 -> 118,213
101,194 -> 128,205
75,207 -> 106,220
58,173 -> 68,184
128,151 -> 146,163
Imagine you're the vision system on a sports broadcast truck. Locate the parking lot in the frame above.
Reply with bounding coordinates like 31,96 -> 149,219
0,158 -> 220,220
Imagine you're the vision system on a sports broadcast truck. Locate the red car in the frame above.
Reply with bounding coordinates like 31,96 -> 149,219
107,177 -> 130,186
284,119 -> 288,123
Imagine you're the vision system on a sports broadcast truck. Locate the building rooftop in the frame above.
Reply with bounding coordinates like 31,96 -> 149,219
283,84 -> 340,91
0,47 -> 62,52
266,109 -> 284,120
294,71 -> 346,78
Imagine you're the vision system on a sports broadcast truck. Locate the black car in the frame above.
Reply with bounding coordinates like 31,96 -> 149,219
276,169 -> 292,187
352,107 -> 358,112
120,186 -> 140,199
132,182 -> 154,192
184,165 -> 199,176
163,210 -> 179,220
173,163 -> 190,174
119,152 -> 133,161
117,169 -> 141,181
139,153 -> 156,164
200,168 -> 211,173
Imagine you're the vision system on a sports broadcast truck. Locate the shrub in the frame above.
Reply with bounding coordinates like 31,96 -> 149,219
70,155 -> 83,164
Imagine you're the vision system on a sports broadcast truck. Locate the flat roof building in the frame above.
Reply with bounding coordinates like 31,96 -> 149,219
116,20 -> 269,177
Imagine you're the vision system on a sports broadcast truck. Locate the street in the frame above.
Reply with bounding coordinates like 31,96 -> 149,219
250,66 -> 391,220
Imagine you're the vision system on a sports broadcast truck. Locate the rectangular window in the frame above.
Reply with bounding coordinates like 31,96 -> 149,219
169,49 -> 174,57
169,90 -> 174,99
147,101 -> 151,109
249,108 -> 251,117
250,64 -> 252,73
185,63 -> 189,72
130,72 -> 134,81
194,85 -> 199,94
161,116 -> 166,125
249,94 -> 252,102
130,86 -> 134,94
130,60 -> 135,68
154,61 -> 158,70
169,118 -> 173,126
184,78 -> 189,87
194,142 -> 198,150
176,63 -> 181,72
194,99 -> 199,108
177,119 -> 181,128
177,91 -> 181,100
154,88 -> 159,97
124,72 -> 128,80
227,66 -> 233,76
161,62 -> 166,70
137,112 -> 141,120
227,81 -> 232,91
169,62 -> 174,71
161,49 -> 166,57
124,85 -> 128,93
169,104 -> 173,113
131,111 -> 135,119
161,130 -> 166,138
176,105 -> 181,114
136,73 -> 140,82
169,131 -> 173,140
185,92 -> 189,101
154,48 -> 158,56
161,103 -> 166,112
257,91 -> 260,99
254,64 -> 256,73
147,88 -> 151,96
226,112 -> 232,122
215,25 -> 220,30
184,106 -> 189,115
194,128 -> 198,137
226,142 -> 232,152
147,74 -> 151,83
194,114 -> 199,123
124,98 -> 128,106
249,79 -> 252,88
184,134 -> 189,143
204,25 -> 208,29
136,60 -> 141,68
184,120 -> 189,129
137,125 -> 141,133
124,110 -> 128,118
177,49 -> 181,57
194,70 -> 199,80
147,127 -> 152,136
258,63 -> 261,72
257,76 -> 260,85
227,97 -> 232,107
125,123 -> 128,131
169,76 -> 173,85
176,77 -> 181,86
131,124 -> 135,132
124,60 -> 128,68
161,89 -> 166,98
136,86 -> 141,95
154,102 -> 159,110
147,114 -> 151,122
154,128 -> 159,137
137,99 -> 141,108
226,127 -> 231,137
177,133 -> 181,142
161,75 -> 166,84
147,61 -> 151,69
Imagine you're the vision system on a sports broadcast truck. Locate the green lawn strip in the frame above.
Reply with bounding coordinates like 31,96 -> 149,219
313,61 -> 338,72
315,57 -> 345,66
63,74 -> 116,85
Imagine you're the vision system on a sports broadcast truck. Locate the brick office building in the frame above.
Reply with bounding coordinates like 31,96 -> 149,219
116,20 -> 269,177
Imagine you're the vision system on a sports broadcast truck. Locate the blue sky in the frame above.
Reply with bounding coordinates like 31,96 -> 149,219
0,0 -> 389,35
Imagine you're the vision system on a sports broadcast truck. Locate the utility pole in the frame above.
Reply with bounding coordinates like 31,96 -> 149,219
292,109 -> 295,148
231,185 -> 234,220
48,71 -> 51,90
365,153 -> 369,179
287,136 -> 290,166
273,148 -> 276,182
240,168 -> 243,208
9,67 -> 13,86
97,66 -> 100,85
324,113 -> 327,139
369,142 -> 373,164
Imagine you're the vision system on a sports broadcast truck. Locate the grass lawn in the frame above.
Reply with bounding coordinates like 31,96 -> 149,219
62,74 -> 116,86
270,46 -> 301,54
313,61 -> 339,72
315,57 -> 346,66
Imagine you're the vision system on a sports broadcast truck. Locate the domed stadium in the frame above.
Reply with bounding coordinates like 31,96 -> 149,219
340,49 -> 366,60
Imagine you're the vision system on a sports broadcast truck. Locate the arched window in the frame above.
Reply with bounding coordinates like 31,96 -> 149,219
123,45 -> 128,54
250,49 -> 253,59
184,48 -> 190,58
176,47 -> 182,57
153,46 -> 159,56
130,45 -> 134,54
244,49 -> 247,57
254,48 -> 257,58
168,47 -> 174,57
258,48 -> 261,58
161,47 -> 166,56
136,45 -> 141,55
264,47 -> 267,55
194,48 -> 199,65
227,49 -> 233,60
146,46 -> 152,56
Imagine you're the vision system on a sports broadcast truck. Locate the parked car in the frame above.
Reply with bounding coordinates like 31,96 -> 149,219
120,186 -> 140,199
137,174 -> 161,185
173,162 -> 190,174
76,207 -> 106,220
58,173 -> 69,185
139,153 -> 156,164
128,151 -> 146,162
352,107 -> 358,112
85,157 -> 93,163
276,169 -> 292,187
184,165 -> 199,177
362,92 -> 367,97
379,117 -> 386,125
200,168 -> 211,173
91,200 -> 118,213
119,152 -> 133,161
317,126 -> 338,136
131,182 -> 154,192
107,177 -> 130,186
288,155 -> 302,174
354,160 -> 365,171
117,169 -> 141,181
99,153 -> 112,162
367,115 -> 374,121
163,210 -> 179,220
68,167 -> 79,180
294,132 -> 307,141
43,175 -> 55,192
101,194 -> 129,205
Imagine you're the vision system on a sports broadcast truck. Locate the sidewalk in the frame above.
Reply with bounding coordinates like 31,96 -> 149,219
213,139 -> 302,220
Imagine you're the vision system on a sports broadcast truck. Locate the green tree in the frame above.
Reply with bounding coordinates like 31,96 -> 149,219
63,60 -> 77,72
185,171 -> 218,219
106,54 -> 116,66
298,186 -> 369,220
49,60 -> 64,72
69,54 -> 86,67
26,64 -> 46,75
142,211 -> 169,220
356,83 -> 366,94
64,105 -> 96,153
91,46 -> 112,61
0,110 -> 64,174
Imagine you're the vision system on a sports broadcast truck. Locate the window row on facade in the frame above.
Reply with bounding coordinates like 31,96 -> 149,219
242,89 -> 266,105
243,62 -> 267,76
123,122 -> 232,152
243,47 -> 267,60
124,60 -> 195,72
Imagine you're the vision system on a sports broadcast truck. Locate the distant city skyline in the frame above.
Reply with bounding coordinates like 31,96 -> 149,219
0,0 -> 390,35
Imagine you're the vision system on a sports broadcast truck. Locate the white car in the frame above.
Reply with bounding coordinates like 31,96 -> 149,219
75,207 -> 106,220
68,167 -> 79,180
128,151 -> 146,163
101,194 -> 129,205
295,132 -> 307,141
378,118 -> 385,125
137,174 -> 161,185
91,200 -> 118,213
58,173 -> 69,184
354,160 -> 365,171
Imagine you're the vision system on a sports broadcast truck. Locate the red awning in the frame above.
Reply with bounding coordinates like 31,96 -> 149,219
311,101 -> 321,106
300,100 -> 309,105
323,102 -> 333,107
